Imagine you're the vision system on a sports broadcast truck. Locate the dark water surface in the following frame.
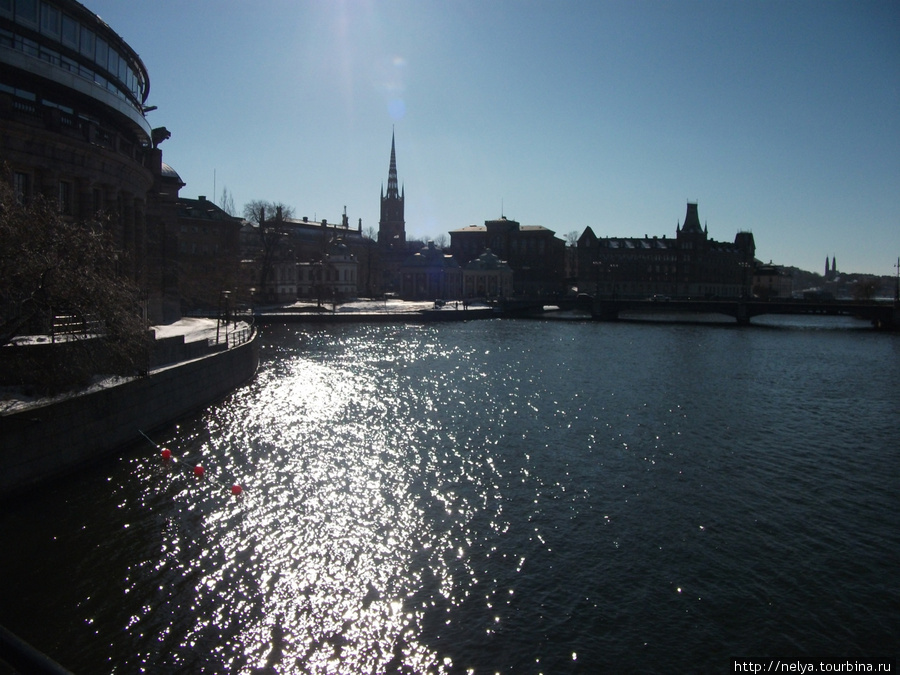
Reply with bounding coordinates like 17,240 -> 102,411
1,316 -> 898,673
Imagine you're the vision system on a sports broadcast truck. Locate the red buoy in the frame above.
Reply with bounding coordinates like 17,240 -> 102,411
161,448 -> 172,460
231,484 -> 243,496
193,465 -> 205,477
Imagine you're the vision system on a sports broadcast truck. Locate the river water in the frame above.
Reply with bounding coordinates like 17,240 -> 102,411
1,315 -> 898,674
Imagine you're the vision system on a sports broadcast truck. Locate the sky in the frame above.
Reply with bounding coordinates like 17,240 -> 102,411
87,0 -> 899,276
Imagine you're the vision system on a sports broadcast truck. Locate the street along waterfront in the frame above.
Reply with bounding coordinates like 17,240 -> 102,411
0,316 -> 897,673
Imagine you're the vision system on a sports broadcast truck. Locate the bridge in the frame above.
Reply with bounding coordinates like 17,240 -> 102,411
589,297 -> 900,330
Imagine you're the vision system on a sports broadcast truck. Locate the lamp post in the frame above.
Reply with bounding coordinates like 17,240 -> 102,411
216,290 -> 231,345
894,257 -> 899,303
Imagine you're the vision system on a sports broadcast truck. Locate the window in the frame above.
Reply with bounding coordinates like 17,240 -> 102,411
79,25 -> 94,58
95,38 -> 108,71
108,50 -> 119,79
15,0 -> 37,25
13,172 -> 29,203
58,181 -> 72,215
38,44 -> 58,64
61,13 -> 77,47
41,3 -> 60,38
18,35 -> 38,57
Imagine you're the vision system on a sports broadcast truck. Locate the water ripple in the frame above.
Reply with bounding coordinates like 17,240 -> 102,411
1,321 -> 897,673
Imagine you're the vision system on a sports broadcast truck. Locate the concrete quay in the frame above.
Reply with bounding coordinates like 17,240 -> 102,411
0,322 -> 259,500
254,299 -> 497,324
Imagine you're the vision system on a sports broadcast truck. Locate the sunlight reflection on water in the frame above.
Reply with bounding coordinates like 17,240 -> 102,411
91,320 -> 900,673
139,324 -> 507,673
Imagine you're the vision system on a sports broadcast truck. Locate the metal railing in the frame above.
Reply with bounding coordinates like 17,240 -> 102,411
50,313 -> 102,343
210,315 -> 255,349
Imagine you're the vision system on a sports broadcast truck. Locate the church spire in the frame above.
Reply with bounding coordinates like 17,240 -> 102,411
386,131 -> 400,199
378,130 -> 406,253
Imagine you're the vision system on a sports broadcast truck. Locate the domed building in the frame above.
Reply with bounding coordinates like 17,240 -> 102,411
399,241 -> 461,301
1,0 -> 180,321
297,238 -> 360,304
462,249 -> 513,300
450,215 -> 567,296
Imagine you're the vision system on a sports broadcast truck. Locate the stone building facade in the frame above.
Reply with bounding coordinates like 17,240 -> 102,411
240,211 -> 369,304
399,241 -> 461,300
753,263 -> 793,299
450,216 -> 566,296
462,249 -> 514,300
576,203 -> 756,299
176,194 -> 244,311
1,0 -> 178,321
298,239 -> 360,303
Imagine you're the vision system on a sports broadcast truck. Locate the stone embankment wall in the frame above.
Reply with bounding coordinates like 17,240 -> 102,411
0,331 -> 259,499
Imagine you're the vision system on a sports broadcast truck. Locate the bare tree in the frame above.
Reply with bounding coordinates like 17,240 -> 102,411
0,177 -> 146,391
565,230 -> 579,247
218,185 -> 236,216
242,200 -> 295,301
242,200 -> 294,225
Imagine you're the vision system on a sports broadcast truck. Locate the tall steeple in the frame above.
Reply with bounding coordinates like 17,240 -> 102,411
378,130 -> 406,252
386,131 -> 400,199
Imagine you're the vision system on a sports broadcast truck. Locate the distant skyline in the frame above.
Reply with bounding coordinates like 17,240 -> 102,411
88,0 -> 899,276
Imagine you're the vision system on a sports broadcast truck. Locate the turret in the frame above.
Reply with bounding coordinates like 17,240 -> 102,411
677,202 -> 708,245
681,202 -> 704,235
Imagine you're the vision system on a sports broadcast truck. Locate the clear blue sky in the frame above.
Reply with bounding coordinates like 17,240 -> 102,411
89,0 -> 899,276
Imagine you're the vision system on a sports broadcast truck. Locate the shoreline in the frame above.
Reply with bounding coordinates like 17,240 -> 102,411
0,327 -> 259,500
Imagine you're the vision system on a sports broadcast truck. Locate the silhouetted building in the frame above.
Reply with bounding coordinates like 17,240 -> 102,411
175,195 -> 243,311
298,238 -> 359,303
281,211 -> 364,261
399,241 -> 461,300
753,263 -> 792,299
825,256 -> 838,281
577,202 -> 756,298
462,249 -> 514,299
1,0 -> 181,322
450,216 -> 566,296
240,209 -> 369,303
376,132 -> 407,293
378,131 -> 405,252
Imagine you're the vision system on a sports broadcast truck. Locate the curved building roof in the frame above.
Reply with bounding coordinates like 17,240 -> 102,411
1,0 -> 153,141
160,162 -> 183,182
465,249 -> 511,271
402,242 -> 460,268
